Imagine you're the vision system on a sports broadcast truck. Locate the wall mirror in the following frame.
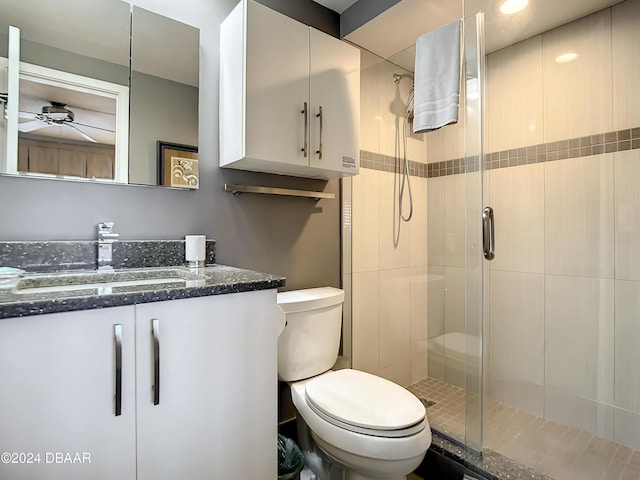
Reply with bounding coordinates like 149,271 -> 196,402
0,0 -> 199,188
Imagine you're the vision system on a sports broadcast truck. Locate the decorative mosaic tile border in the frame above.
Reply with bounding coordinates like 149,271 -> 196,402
360,127 -> 640,179
485,127 -> 640,172
359,150 -> 430,178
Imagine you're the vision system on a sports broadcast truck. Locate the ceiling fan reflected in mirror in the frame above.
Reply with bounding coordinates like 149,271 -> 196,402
18,102 -> 114,143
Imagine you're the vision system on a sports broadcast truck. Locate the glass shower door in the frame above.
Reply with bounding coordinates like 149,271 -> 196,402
419,11 -> 485,455
462,11 -> 485,454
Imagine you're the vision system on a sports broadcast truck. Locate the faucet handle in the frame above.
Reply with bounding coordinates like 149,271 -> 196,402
98,222 -> 119,242
98,222 -> 114,234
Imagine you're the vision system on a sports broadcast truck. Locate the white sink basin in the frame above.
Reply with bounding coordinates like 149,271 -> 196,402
17,277 -> 187,294
15,268 -> 206,295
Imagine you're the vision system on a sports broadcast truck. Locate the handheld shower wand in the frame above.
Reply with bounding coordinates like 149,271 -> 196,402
391,73 -> 415,234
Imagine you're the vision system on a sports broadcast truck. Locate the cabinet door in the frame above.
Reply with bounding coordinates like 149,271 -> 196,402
245,0 -> 310,169
309,28 -> 360,176
0,307 -> 136,480
135,290 -> 278,480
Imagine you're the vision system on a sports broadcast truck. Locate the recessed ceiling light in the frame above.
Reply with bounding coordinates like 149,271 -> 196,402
500,0 -> 528,15
555,53 -> 578,63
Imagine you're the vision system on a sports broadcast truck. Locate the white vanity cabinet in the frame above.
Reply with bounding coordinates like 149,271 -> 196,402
220,0 -> 360,179
0,306 -> 137,480
0,290 -> 277,480
135,291 -> 277,480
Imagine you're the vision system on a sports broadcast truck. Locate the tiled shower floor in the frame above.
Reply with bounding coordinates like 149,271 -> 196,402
408,377 -> 640,480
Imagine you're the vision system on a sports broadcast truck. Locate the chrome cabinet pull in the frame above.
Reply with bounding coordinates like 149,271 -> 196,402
301,102 -> 308,157
315,106 -> 323,160
152,319 -> 160,405
114,324 -> 122,416
483,207 -> 495,260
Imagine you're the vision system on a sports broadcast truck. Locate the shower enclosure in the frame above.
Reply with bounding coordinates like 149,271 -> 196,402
347,0 -> 640,478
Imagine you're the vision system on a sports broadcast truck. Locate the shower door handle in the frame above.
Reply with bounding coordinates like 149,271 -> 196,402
301,102 -> 308,158
315,106 -> 323,160
483,207 -> 495,260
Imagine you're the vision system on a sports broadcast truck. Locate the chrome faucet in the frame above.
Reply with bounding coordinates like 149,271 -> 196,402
97,222 -> 119,270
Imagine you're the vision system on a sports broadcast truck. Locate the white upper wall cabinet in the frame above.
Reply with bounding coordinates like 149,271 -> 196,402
220,0 -> 360,179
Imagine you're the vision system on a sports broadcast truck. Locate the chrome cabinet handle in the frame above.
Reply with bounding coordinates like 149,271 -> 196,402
315,106 -> 323,160
301,102 -> 308,157
483,207 -> 495,260
114,324 -> 122,416
152,319 -> 160,405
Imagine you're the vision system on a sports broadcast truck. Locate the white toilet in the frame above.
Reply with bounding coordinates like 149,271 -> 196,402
278,287 -> 432,480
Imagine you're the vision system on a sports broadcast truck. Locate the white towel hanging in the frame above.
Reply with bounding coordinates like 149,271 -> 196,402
413,19 -> 463,133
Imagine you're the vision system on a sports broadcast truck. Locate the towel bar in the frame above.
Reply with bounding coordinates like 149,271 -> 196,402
224,184 -> 335,200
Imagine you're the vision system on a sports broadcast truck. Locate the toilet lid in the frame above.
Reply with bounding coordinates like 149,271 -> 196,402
305,369 -> 426,434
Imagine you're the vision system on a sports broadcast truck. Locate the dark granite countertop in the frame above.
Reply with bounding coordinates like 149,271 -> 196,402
0,264 -> 286,319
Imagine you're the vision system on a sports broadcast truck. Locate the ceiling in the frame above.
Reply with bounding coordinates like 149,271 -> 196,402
314,0 -> 624,70
312,0 -> 359,14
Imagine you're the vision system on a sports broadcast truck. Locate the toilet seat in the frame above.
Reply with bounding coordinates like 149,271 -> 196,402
304,369 -> 426,438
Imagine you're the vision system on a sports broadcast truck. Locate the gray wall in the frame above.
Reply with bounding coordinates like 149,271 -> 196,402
129,71 -> 199,185
0,0 -> 341,290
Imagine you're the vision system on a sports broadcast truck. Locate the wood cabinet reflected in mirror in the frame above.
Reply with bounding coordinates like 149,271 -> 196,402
0,0 -> 199,188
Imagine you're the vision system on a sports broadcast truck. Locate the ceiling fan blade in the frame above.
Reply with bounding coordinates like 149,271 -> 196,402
18,119 -> 49,133
73,121 -> 116,133
19,111 -> 38,120
65,123 -> 97,143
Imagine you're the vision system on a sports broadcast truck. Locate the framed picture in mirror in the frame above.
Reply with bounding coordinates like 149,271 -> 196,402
157,141 -> 199,190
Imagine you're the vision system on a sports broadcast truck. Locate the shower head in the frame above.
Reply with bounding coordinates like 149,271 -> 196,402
393,73 -> 414,84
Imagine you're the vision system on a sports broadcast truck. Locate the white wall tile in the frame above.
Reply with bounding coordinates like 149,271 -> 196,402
443,121 -> 465,162
542,9 -> 613,142
379,171 -> 411,270
614,280 -> 640,412
544,155 -> 614,278
444,174 -> 467,268
444,266 -> 466,335
427,265 -> 446,381
379,268 -> 411,370
411,352 -> 428,385
427,177 -> 445,266
545,267 -> 616,440
488,270 -> 544,415
614,150 -> 640,281
612,0 -> 640,130
378,64 -> 414,160
544,387 -> 614,439
409,176 -> 428,267
378,361 -> 411,388
410,265 -> 429,357
426,129 -> 445,164
545,275 -> 614,406
427,351 -> 445,382
614,407 -> 640,450
465,171 -> 483,272
427,265 -> 446,340
489,163 -> 545,273
359,51 -> 382,155
486,35 -> 543,153
352,168 -> 380,273
352,271 -> 380,373
407,133 -> 428,165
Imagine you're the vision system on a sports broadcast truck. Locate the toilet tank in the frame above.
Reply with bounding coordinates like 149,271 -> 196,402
277,287 -> 344,382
